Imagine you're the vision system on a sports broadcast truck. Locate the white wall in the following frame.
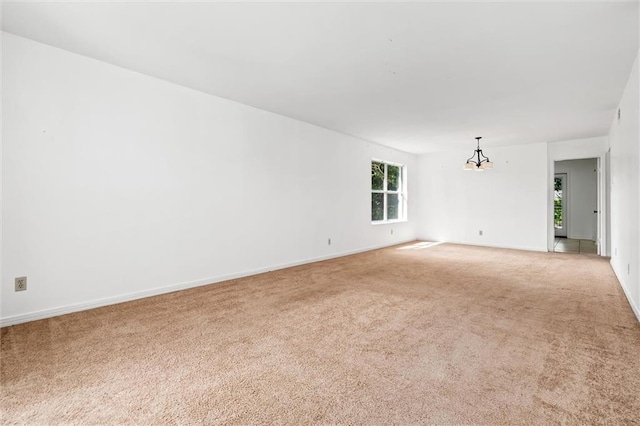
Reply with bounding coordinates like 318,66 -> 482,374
555,158 -> 598,240
1,34 -> 419,325
608,49 -> 639,322
0,28 -> 4,323
417,142 -> 548,252
547,137 -> 608,253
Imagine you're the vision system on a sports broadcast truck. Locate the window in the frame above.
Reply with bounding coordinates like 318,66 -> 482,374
371,160 -> 406,222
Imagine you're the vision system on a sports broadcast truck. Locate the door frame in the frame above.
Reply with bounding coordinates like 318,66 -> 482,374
547,153 -> 607,255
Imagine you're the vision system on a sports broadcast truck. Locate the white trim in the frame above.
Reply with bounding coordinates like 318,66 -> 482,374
0,238 -> 416,327
371,158 -> 404,167
371,219 -> 407,226
439,240 -> 548,253
611,261 -> 640,323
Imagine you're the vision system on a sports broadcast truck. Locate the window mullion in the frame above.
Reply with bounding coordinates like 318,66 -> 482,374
383,164 -> 388,221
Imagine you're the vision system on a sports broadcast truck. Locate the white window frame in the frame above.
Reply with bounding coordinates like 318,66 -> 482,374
371,159 -> 407,224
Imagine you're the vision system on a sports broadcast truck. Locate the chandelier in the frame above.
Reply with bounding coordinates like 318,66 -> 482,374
463,137 -> 493,171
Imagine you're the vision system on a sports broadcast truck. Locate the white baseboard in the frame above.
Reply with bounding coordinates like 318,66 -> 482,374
443,240 -> 549,253
611,262 -> 640,324
1,238 -> 416,327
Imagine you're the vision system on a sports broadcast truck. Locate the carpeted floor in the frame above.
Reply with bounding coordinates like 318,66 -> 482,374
1,242 -> 639,424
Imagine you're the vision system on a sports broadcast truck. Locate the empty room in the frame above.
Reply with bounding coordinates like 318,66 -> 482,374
1,1 -> 639,424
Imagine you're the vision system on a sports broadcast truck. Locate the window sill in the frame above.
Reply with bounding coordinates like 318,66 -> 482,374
371,219 -> 407,226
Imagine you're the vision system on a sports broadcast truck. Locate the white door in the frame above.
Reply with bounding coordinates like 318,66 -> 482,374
554,173 -> 567,237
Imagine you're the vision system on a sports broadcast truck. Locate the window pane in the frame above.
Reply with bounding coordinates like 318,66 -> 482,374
387,165 -> 399,191
387,194 -> 399,220
371,162 -> 384,190
554,177 -> 563,228
371,193 -> 384,221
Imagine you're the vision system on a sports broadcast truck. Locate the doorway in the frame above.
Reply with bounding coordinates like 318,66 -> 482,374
552,158 -> 599,254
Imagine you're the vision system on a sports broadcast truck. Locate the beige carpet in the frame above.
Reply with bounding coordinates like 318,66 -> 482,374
2,242 -> 639,424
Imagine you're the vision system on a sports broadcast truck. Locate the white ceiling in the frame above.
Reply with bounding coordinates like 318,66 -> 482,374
2,1 -> 638,153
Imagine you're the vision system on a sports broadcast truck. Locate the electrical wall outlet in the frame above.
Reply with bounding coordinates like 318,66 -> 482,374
479,230 -> 483,236
15,277 -> 27,292
328,238 -> 331,246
